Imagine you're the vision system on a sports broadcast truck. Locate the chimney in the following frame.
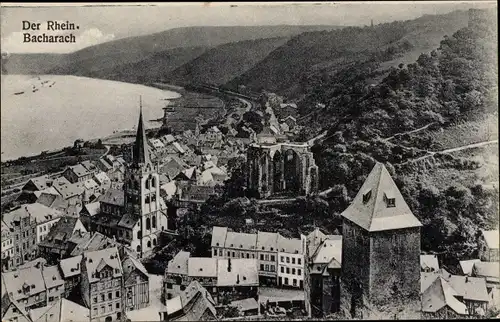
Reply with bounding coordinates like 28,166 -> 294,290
228,258 -> 231,272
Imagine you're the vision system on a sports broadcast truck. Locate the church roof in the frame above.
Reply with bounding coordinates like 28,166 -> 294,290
132,104 -> 151,166
341,162 -> 421,232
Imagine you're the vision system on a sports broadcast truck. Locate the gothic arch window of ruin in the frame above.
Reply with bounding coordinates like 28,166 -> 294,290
152,216 -> 157,229
310,167 -> 318,194
283,149 -> 301,193
146,218 -> 151,230
153,238 -> 157,246
151,176 -> 156,188
136,245 -> 141,253
273,151 -> 283,193
147,240 -> 151,248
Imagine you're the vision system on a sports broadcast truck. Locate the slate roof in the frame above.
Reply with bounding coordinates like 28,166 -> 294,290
421,254 -> 440,272
459,259 -> 481,276
2,204 -> 62,228
68,164 -> 91,178
225,231 -> 257,250
80,202 -> 100,217
123,255 -> 149,280
312,237 -> 342,267
93,172 -> 111,186
217,258 -> 259,287
473,261 -> 500,280
188,258 -> 217,278
3,266 -> 46,302
36,193 -> 69,211
59,255 -> 83,278
211,226 -> 228,248
70,232 -> 117,257
98,188 -> 124,207
422,277 -> 467,315
41,265 -> 64,289
163,281 -> 217,321
277,235 -> 303,254
23,175 -> 51,191
257,231 -> 279,252
167,251 -> 191,276
29,298 -> 89,322
53,182 -> 85,200
341,162 -> 422,232
83,247 -> 122,283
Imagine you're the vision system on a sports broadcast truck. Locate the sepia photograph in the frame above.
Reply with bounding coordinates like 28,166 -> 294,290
0,1 -> 498,321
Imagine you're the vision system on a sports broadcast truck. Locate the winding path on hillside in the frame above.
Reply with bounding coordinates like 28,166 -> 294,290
401,139 -> 499,165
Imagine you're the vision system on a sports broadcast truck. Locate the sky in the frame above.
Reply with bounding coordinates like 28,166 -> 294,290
1,1 -> 496,53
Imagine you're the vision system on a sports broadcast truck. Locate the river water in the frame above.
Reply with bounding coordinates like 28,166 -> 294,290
1,75 -> 181,161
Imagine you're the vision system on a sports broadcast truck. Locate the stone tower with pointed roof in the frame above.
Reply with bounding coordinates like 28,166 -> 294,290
123,99 -> 169,258
339,162 -> 422,319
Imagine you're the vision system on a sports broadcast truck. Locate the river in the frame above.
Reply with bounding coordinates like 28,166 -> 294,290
1,75 -> 181,161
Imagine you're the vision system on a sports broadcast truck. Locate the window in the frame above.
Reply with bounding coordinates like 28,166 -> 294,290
35,294 -> 40,301
292,258 -> 296,264
260,254 -> 264,260
298,258 -> 301,265
265,264 -> 269,271
281,266 -> 284,273
146,218 -> 151,230
147,240 -> 151,248
100,305 -> 105,314
101,294 -> 105,302
286,267 -> 290,274
271,255 -> 275,261
93,297 -> 98,303
49,296 -> 54,302
260,264 -> 264,271
116,302 -> 120,309
298,269 -> 302,275
285,278 -> 289,285
271,265 -> 275,272
293,279 -> 297,286
108,304 -> 112,312
152,216 -> 157,229
246,253 -> 249,258
227,251 -> 230,257
232,251 -> 235,257
286,257 -> 290,263
108,292 -> 112,300
93,307 -> 98,316
213,249 -> 217,257
137,230 -> 142,239
219,249 -> 222,256
265,254 -> 269,261
292,268 -> 296,275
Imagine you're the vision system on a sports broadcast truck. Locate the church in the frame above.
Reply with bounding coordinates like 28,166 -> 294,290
89,106 -> 170,259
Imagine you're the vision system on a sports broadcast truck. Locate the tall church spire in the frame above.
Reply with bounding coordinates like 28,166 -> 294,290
133,96 -> 150,165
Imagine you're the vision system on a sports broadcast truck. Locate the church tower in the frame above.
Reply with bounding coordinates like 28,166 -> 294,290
339,163 -> 422,319
124,98 -> 168,258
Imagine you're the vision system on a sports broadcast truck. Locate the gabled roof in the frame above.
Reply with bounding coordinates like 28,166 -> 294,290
211,226 -> 228,248
422,277 -> 467,315
59,255 -> 83,278
41,265 -> 64,289
421,254 -> 440,272
67,164 -> 91,178
83,247 -> 122,283
257,231 -> 279,252
123,255 -> 149,280
312,237 -> 342,265
225,231 -> 257,250
2,292 -> 30,322
70,232 -> 116,257
23,175 -> 51,191
188,258 -> 217,277
93,172 -> 110,186
98,188 -> 124,207
459,259 -> 481,276
36,193 -> 68,211
39,216 -> 87,251
80,202 -> 100,217
2,266 -> 46,302
81,160 -> 97,173
277,235 -> 303,254
341,162 -> 422,232
217,258 -> 259,287
29,298 -> 89,322
2,204 -> 63,228
473,261 -> 500,280
53,182 -> 85,200
167,251 -> 191,275
481,229 -> 499,249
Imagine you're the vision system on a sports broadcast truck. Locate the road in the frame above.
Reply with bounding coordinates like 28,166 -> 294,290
384,122 -> 436,142
402,139 -> 498,165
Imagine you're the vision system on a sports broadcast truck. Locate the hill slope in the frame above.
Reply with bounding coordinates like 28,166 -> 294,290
2,25 -> 341,76
226,10 -> 471,96
164,37 -> 291,86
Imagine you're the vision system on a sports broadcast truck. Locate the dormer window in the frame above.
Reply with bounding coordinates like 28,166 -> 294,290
384,192 -> 396,208
362,189 -> 372,204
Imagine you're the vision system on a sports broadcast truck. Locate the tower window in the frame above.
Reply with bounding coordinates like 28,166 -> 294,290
362,189 -> 372,204
152,216 -> 157,229
384,192 -> 396,208
146,218 -> 151,230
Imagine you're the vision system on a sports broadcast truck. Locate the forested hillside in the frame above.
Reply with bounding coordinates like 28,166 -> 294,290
164,37 -> 290,86
226,10 -> 470,97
